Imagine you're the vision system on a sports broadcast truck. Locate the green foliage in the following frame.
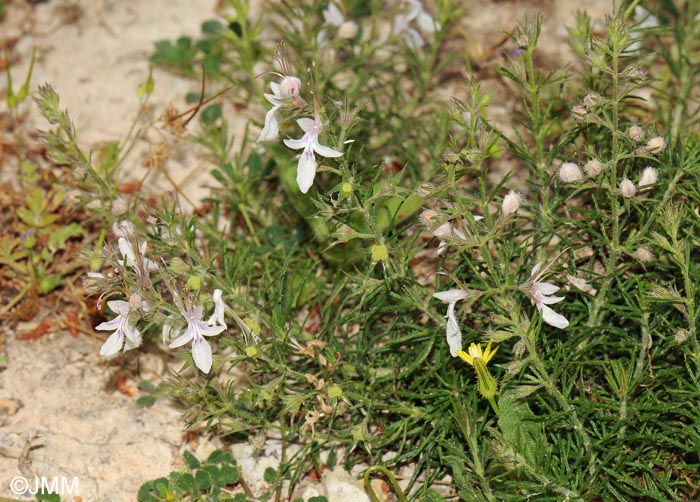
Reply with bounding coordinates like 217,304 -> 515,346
138,450 -> 240,502
27,0 -> 700,501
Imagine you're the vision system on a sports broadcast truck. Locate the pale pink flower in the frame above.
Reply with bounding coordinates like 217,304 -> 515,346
96,300 -> 142,357
283,117 -> 343,193
522,263 -> 569,329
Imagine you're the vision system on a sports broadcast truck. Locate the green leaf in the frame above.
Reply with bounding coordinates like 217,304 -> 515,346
184,449 -> 201,469
195,469 -> 213,491
136,396 -> 157,407
176,472 -> 196,492
263,466 -> 277,483
201,104 -> 222,124
47,223 -> 83,252
202,19 -> 224,35
218,464 -> 239,485
138,380 -> 158,393
497,389 -> 547,467
420,488 -> 446,502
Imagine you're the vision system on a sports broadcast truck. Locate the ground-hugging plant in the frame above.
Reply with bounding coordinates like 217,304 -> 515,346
24,0 -> 700,500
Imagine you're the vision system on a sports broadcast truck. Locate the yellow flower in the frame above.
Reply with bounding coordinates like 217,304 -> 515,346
457,342 -> 500,415
457,342 -> 498,366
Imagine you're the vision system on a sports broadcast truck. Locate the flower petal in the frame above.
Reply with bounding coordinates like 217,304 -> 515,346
539,304 -> 569,329
297,117 -> 316,132
312,139 -> 343,158
257,107 -> 279,142
532,282 -> 560,296
123,328 -> 142,351
95,316 -> 122,331
445,302 -> 462,357
106,300 -> 131,316
169,326 -> 195,348
118,238 -> 137,267
433,289 -> 468,303
100,331 -> 123,357
284,135 -> 310,150
192,336 -> 213,373
296,148 -> 318,193
537,294 -> 565,305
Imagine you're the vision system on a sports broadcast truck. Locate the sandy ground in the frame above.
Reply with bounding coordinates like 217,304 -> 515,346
0,0 -> 614,500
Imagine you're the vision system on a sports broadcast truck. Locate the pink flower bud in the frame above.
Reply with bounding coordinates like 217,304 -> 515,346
644,136 -> 665,154
583,93 -> 601,107
571,105 -> 588,120
280,76 -> 302,97
559,162 -> 583,183
620,178 -> 636,198
627,125 -> 644,142
635,246 -> 653,263
638,167 -> 658,187
338,20 -> 358,39
584,159 -> 604,177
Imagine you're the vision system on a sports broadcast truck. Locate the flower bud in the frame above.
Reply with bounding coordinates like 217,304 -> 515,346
675,328 -> 689,344
627,124 -> 644,142
112,197 -> 128,215
338,20 -> 358,40
584,158 -> 604,177
186,275 -> 202,291
371,244 -> 389,262
420,209 -> 440,230
129,293 -> 143,310
501,190 -> 521,216
571,105 -> 588,120
112,220 -> 136,238
559,162 -> 583,182
635,246 -> 653,263
644,136 -> 665,154
638,166 -> 658,187
340,181 -> 354,197
620,178 -> 636,198
280,76 -> 302,97
583,93 -> 601,107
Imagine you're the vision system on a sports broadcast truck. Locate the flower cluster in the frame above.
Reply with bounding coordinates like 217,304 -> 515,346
257,54 -> 344,194
92,230 -> 230,374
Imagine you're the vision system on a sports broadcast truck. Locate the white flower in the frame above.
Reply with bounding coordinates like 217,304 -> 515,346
169,306 -> 226,374
96,300 -> 142,357
318,3 -> 358,45
524,262 -> 569,329
393,0 -> 438,48
433,289 -> 468,356
118,237 -> 158,272
283,117 -> 343,193
207,289 -> 227,329
257,77 -> 302,142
